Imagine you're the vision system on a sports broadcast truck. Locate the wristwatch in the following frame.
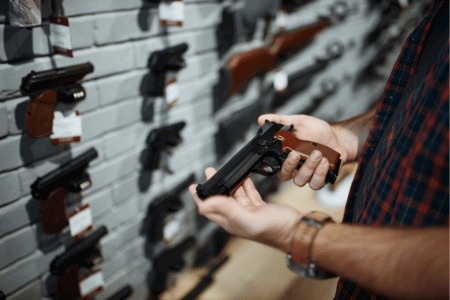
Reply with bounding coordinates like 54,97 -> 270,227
286,211 -> 337,279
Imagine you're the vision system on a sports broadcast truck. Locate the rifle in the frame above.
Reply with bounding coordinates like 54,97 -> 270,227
141,122 -> 186,172
147,174 -> 196,243
264,41 -> 344,112
150,237 -> 196,297
148,44 -> 188,97
31,148 -> 98,234
20,62 -> 94,138
197,121 -> 341,199
216,17 -> 333,110
181,256 -> 229,300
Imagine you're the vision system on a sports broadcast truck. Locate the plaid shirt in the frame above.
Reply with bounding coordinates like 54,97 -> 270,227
335,0 -> 449,299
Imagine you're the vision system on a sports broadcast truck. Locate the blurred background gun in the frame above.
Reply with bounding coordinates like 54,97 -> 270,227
148,43 -> 188,96
20,62 -> 94,138
31,148 -> 98,234
141,122 -> 186,173
146,174 -> 196,243
150,237 -> 196,298
107,285 -> 133,300
50,226 -> 108,300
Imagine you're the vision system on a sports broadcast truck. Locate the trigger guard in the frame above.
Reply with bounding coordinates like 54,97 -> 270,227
253,156 -> 282,176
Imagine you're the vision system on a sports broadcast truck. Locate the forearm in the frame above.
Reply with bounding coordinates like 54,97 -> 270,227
312,223 -> 449,299
331,107 -> 377,163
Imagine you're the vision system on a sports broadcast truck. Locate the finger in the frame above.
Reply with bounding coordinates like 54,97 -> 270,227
189,184 -> 202,207
241,177 -> 264,205
232,182 -> 254,207
293,150 -> 323,187
278,151 -> 301,181
309,158 -> 329,190
258,114 -> 296,126
205,167 -> 217,180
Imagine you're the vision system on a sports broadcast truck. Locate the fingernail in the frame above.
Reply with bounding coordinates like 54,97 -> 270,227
311,151 -> 321,161
321,158 -> 328,165
289,152 -> 300,162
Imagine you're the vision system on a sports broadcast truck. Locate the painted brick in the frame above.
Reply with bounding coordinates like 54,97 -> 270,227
0,170 -> 22,206
177,52 -> 219,82
70,15 -> 96,50
97,70 -> 145,107
111,173 -> 140,205
0,134 -> 22,171
99,230 -> 122,261
102,123 -> 147,160
0,196 -> 40,238
95,268 -> 131,300
94,9 -> 161,46
117,196 -> 140,225
0,245 -> 64,295
86,149 -> 140,195
82,98 -> 140,142
166,3 -> 221,34
0,103 -> 8,138
99,249 -> 128,280
60,0 -> 142,17
0,225 -> 37,269
6,279 -> 42,300
81,188 -> 114,221
5,96 -> 30,135
133,37 -> 167,69
167,28 -> 217,57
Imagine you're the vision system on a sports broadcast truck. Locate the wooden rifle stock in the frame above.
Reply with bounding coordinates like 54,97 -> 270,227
227,18 -> 332,97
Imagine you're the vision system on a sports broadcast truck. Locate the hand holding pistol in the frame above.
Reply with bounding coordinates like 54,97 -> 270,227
196,121 -> 341,200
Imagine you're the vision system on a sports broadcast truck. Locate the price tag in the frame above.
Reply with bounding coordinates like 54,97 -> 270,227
164,217 -> 181,243
273,69 -> 288,93
51,110 -> 82,146
68,204 -> 93,241
49,16 -> 73,57
276,10 -> 288,32
165,78 -> 180,108
79,270 -> 105,300
159,0 -> 185,27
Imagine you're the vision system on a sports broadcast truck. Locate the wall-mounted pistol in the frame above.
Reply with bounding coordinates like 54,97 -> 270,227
31,148 -> 98,234
20,62 -> 94,138
148,43 -> 188,97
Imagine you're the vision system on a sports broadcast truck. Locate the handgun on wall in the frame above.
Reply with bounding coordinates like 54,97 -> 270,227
197,121 -> 341,200
20,62 -> 94,138
31,148 -> 98,234
50,226 -> 108,300
216,17 -> 333,107
147,174 -> 196,243
148,43 -> 188,96
141,122 -> 186,172
150,237 -> 196,297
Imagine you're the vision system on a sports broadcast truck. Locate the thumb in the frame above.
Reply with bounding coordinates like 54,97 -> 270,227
258,114 -> 296,127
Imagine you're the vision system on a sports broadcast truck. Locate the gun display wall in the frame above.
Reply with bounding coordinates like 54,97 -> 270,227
0,0 -> 430,299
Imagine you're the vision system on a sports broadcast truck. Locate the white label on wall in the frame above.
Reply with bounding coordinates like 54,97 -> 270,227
273,70 -> 288,92
51,110 -> 82,145
166,79 -> 180,107
49,16 -> 73,57
164,218 -> 181,242
159,1 -> 185,27
68,204 -> 93,240
79,271 -> 105,297
276,10 -> 288,31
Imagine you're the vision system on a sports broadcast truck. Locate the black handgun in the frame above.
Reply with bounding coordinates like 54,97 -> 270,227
31,148 -> 98,234
142,122 -> 186,172
197,121 -> 341,200
50,225 -> 108,277
20,62 -> 94,138
181,256 -> 229,300
148,44 -> 188,96
107,285 -> 133,300
147,174 -> 196,242
150,237 -> 196,297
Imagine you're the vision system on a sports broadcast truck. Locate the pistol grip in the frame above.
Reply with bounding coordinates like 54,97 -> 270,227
40,187 -> 69,234
25,90 -> 57,138
57,265 -> 81,300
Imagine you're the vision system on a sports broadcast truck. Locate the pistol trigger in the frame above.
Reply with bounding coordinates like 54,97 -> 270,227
253,157 -> 281,176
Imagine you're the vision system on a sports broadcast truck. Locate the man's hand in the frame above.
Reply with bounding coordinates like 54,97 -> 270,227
190,167 -> 302,253
258,114 -> 353,190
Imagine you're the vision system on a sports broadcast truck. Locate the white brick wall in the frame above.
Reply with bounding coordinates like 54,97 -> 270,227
0,0 -> 422,298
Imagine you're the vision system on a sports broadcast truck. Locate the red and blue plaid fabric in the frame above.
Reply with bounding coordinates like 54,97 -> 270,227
335,0 -> 449,299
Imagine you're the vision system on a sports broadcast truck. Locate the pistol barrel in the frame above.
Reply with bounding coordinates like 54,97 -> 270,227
31,148 -> 98,199
20,62 -> 94,95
